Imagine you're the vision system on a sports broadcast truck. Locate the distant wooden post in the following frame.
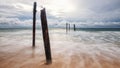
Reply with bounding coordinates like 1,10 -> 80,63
66,23 -> 68,33
32,2 -> 37,47
40,8 -> 52,64
73,24 -> 76,31
69,24 -> 70,30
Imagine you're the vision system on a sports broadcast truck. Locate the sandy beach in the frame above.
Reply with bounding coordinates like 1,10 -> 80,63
0,44 -> 120,68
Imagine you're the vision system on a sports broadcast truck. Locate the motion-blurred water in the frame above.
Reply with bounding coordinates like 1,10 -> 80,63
0,28 -> 120,61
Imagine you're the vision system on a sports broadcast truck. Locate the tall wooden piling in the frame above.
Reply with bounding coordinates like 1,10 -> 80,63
40,8 -> 52,64
66,23 -> 68,33
69,24 -> 70,30
73,24 -> 76,31
32,2 -> 37,47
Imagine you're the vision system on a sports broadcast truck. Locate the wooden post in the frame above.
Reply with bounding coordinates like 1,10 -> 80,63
69,24 -> 70,31
40,8 -> 52,64
66,23 -> 68,33
73,24 -> 76,31
32,2 -> 37,47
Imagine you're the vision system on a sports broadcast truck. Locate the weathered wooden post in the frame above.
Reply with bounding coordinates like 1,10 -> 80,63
40,8 -> 52,64
69,24 -> 70,31
66,23 -> 68,33
73,24 -> 76,31
32,2 -> 37,47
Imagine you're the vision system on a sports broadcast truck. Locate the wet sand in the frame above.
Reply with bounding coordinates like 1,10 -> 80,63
0,45 -> 120,68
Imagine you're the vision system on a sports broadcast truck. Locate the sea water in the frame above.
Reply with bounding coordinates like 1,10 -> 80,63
0,28 -> 120,66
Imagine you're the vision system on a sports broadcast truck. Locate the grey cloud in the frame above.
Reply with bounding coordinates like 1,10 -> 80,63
62,0 -> 120,22
0,0 -> 120,28
0,4 -> 24,17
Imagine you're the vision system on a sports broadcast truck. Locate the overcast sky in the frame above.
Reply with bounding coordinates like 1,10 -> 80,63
0,0 -> 120,28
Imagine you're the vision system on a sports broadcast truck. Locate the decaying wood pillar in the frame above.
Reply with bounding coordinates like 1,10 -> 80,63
66,23 -> 68,33
73,24 -> 76,31
69,24 -> 70,30
32,2 -> 37,47
40,8 -> 52,64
